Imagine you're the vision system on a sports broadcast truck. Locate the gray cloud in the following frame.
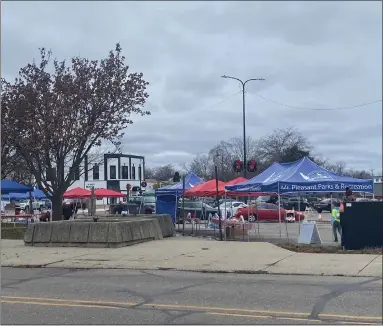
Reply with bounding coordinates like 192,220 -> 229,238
2,1 -> 382,172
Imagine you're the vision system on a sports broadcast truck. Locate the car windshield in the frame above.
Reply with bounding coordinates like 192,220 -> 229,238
143,196 -> 155,203
255,196 -> 270,202
218,199 -> 232,205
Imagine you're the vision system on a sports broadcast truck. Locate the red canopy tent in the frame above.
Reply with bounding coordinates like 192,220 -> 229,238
94,188 -> 125,198
183,177 -> 272,198
201,177 -> 247,197
184,179 -> 225,197
226,177 -> 247,185
63,187 -> 91,199
183,182 -> 206,197
196,177 -> 271,197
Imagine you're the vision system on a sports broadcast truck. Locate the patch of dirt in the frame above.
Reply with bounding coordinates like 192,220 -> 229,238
278,244 -> 382,255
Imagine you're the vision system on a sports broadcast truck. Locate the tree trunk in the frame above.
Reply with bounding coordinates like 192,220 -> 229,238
51,193 -> 63,221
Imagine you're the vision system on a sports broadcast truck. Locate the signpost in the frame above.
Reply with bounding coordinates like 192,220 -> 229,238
298,221 -> 322,245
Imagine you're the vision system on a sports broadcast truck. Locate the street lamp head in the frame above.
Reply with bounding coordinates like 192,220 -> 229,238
221,75 -> 228,78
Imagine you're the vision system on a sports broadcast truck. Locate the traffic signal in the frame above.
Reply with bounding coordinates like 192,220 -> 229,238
173,171 -> 181,182
233,160 -> 243,173
247,159 -> 257,172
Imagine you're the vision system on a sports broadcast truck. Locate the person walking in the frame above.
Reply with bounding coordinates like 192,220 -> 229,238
331,203 -> 342,243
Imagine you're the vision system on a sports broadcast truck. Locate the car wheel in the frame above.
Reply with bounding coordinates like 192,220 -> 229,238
317,208 -> 322,213
248,214 -> 258,222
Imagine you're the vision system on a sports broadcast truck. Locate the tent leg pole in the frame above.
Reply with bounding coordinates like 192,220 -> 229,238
224,192 -> 227,241
256,197 -> 260,238
278,185 -> 281,239
247,195 -> 250,242
298,195 -> 301,234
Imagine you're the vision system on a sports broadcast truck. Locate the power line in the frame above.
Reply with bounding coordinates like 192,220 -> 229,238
183,90 -> 242,119
254,94 -> 382,111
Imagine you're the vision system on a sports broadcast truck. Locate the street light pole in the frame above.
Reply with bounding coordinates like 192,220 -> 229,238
221,75 -> 265,178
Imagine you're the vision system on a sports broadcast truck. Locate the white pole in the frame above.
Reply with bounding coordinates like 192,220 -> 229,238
224,191 -> 227,241
278,183 -> 281,238
247,195 -> 250,242
298,194 -> 301,233
175,194 -> 178,228
256,195 -> 260,237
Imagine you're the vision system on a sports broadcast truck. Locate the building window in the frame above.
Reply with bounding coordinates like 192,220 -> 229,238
132,165 -> 136,180
110,165 -> 116,180
70,166 -> 80,181
93,165 -> 99,180
122,166 -> 129,179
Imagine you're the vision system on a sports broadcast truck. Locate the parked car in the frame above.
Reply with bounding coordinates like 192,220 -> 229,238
17,199 -> 45,211
63,199 -> 86,210
235,202 -> 305,222
313,198 -> 341,213
177,201 -> 218,223
41,199 -> 52,209
219,201 -> 247,217
278,197 -> 309,211
128,193 -> 156,214
306,196 -> 322,206
255,195 -> 279,204
355,198 -> 379,202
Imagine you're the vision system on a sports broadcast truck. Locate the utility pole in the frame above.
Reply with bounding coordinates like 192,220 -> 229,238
216,150 -> 225,181
221,75 -> 265,178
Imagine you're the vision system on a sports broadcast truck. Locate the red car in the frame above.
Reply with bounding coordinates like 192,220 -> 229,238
235,203 -> 305,222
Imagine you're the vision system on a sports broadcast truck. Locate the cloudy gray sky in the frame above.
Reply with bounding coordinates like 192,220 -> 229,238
2,1 -> 382,172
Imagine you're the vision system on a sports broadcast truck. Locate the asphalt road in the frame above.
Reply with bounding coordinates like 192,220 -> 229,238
1,268 -> 382,325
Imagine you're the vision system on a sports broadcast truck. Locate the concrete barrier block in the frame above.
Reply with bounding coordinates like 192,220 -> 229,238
129,221 -> 144,241
24,224 -> 35,244
69,222 -> 90,243
51,222 -> 71,243
147,219 -> 163,240
107,222 -> 123,244
140,220 -> 151,239
88,223 -> 109,243
24,217 -> 169,247
33,223 -> 53,243
119,222 -> 134,243
150,215 -> 174,237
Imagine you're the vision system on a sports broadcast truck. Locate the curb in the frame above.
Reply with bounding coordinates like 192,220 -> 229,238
1,264 -> 378,278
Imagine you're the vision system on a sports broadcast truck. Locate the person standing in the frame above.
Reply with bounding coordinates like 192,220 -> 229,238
331,203 -> 341,243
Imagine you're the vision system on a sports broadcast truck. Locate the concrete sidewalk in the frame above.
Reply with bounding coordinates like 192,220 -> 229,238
1,238 -> 381,277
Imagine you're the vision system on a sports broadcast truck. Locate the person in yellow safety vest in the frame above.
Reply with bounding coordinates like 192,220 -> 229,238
331,203 -> 341,243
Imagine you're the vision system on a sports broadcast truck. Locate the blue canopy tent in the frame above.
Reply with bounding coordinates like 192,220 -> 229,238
155,172 -> 204,222
226,157 -> 373,239
1,180 -> 34,194
1,189 -> 48,201
224,161 -> 294,193
226,157 -> 374,195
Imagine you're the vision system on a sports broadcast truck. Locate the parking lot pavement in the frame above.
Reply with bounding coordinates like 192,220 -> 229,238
178,212 -> 336,245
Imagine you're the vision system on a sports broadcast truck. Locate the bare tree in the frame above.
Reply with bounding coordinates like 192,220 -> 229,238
144,167 -> 156,179
344,169 -> 372,179
184,154 -> 214,180
2,44 -> 150,220
323,161 -> 347,175
152,164 -> 175,181
257,127 -> 312,163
